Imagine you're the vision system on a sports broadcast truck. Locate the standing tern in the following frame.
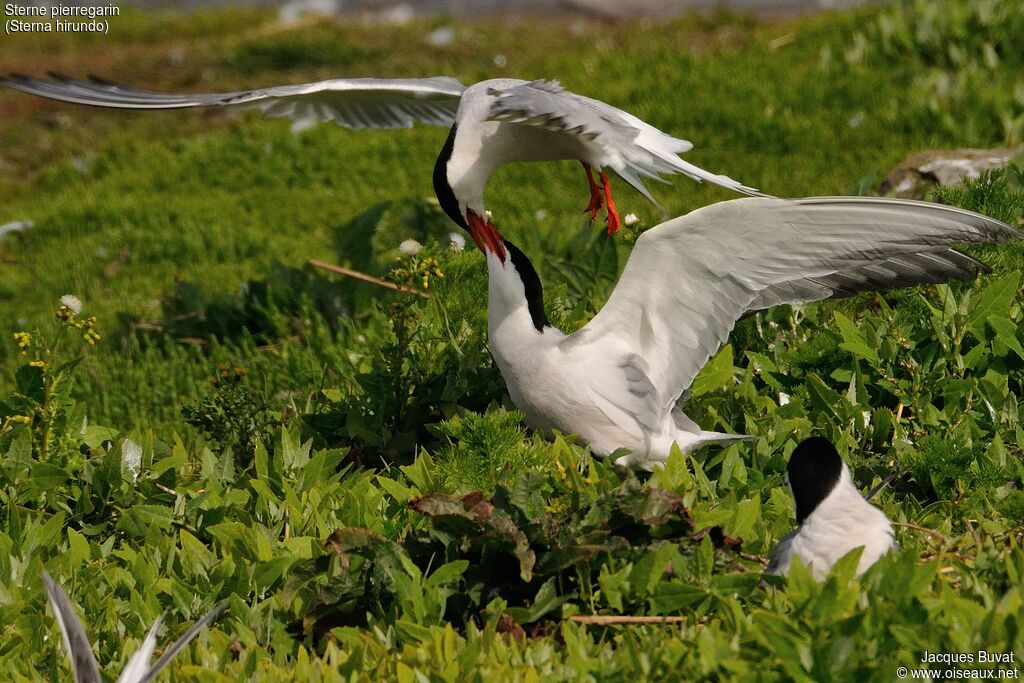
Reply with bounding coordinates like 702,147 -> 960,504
42,571 -> 226,683
766,437 -> 896,580
1,74 -> 765,242
472,196 -> 1018,470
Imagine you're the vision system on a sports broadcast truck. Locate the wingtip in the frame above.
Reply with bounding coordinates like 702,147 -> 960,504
2,72 -> 32,85
87,74 -> 118,86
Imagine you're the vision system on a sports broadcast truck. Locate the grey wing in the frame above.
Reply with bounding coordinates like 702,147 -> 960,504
567,196 -> 1019,414
485,79 -> 765,198
115,616 -> 163,683
2,73 -> 466,129
138,601 -> 227,683
41,571 -> 102,683
486,79 -> 677,201
766,529 -> 799,575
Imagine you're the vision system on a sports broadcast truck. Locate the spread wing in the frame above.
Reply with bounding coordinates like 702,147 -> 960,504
42,571 -> 102,683
486,79 -> 765,198
115,616 -> 163,683
564,196 -> 1019,422
2,73 -> 466,129
138,602 -> 227,683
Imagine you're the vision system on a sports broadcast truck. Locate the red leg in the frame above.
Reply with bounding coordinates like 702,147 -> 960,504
600,171 -> 621,235
582,162 -> 603,220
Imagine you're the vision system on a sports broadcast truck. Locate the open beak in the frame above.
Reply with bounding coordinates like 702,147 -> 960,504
467,210 -> 507,262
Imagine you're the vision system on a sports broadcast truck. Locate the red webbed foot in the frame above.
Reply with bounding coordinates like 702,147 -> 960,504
599,171 -> 621,235
581,162 -> 604,220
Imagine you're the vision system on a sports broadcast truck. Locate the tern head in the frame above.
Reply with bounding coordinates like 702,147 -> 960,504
433,123 -> 506,261
787,436 -> 844,524
433,124 -> 468,231
488,240 -> 550,333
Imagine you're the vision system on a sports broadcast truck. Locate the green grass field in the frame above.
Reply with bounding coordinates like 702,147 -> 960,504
0,1 -> 1022,680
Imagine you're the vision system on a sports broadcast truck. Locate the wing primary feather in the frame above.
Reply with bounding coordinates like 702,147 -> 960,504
568,196 -> 1017,415
41,572 -> 102,683
138,601 -> 228,683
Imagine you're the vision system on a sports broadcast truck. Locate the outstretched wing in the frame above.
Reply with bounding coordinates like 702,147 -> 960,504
116,616 -> 164,683
138,601 -> 227,683
486,79 -> 764,198
41,571 -> 102,683
565,197 -> 1019,421
2,73 -> 466,129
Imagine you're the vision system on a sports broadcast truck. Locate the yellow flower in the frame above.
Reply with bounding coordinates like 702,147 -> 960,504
28,359 -> 46,368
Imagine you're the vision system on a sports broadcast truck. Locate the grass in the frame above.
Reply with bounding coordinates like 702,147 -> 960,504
0,2 -> 1023,680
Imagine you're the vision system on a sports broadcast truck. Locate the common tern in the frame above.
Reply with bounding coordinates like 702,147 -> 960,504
766,437 -> 896,580
1,74 -> 765,242
473,196 -> 1018,470
41,571 -> 226,683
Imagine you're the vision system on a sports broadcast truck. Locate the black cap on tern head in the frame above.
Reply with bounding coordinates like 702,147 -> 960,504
788,436 -> 844,524
432,123 -> 467,230
504,239 -> 550,332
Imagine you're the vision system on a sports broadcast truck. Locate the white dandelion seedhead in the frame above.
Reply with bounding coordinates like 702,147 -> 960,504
59,294 -> 82,315
399,239 -> 423,256
448,232 -> 466,252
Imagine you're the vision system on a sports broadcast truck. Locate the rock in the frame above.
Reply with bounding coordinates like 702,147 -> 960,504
880,146 -> 1024,199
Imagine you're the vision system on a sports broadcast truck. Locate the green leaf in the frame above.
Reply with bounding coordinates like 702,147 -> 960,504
117,504 -> 174,539
525,577 -> 571,623
649,583 -> 706,613
967,272 -> 1020,335
254,555 -> 296,592
29,462 -> 67,490
691,345 -> 735,397
987,315 -> 1024,360
14,365 -> 44,404
66,528 -> 91,568
376,474 -> 417,504
727,496 -> 761,539
426,560 -> 469,589
833,312 -> 880,364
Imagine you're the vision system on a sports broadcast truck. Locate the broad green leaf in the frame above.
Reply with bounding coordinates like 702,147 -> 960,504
987,315 -> 1024,360
117,504 -> 173,539
29,462 -> 67,490
426,560 -> 469,589
967,272 -> 1020,335
833,312 -> 880,364
66,528 -> 90,568
728,496 -> 761,539
376,475 -> 417,504
649,583 -> 706,613
254,555 -> 296,591
691,345 -> 735,397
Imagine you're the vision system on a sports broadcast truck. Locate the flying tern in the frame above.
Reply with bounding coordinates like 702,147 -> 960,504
473,196 -> 1018,470
1,74 -> 765,243
766,437 -> 896,580
41,571 -> 226,683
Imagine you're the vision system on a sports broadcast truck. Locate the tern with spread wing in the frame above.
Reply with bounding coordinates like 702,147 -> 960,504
767,437 -> 896,580
471,197 -> 1018,470
2,74 -> 764,244
42,571 -> 226,683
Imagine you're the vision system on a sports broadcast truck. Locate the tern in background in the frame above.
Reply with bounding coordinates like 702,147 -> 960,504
767,437 -> 896,580
41,571 -> 226,683
1,74 -> 765,244
470,196 -> 1018,470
